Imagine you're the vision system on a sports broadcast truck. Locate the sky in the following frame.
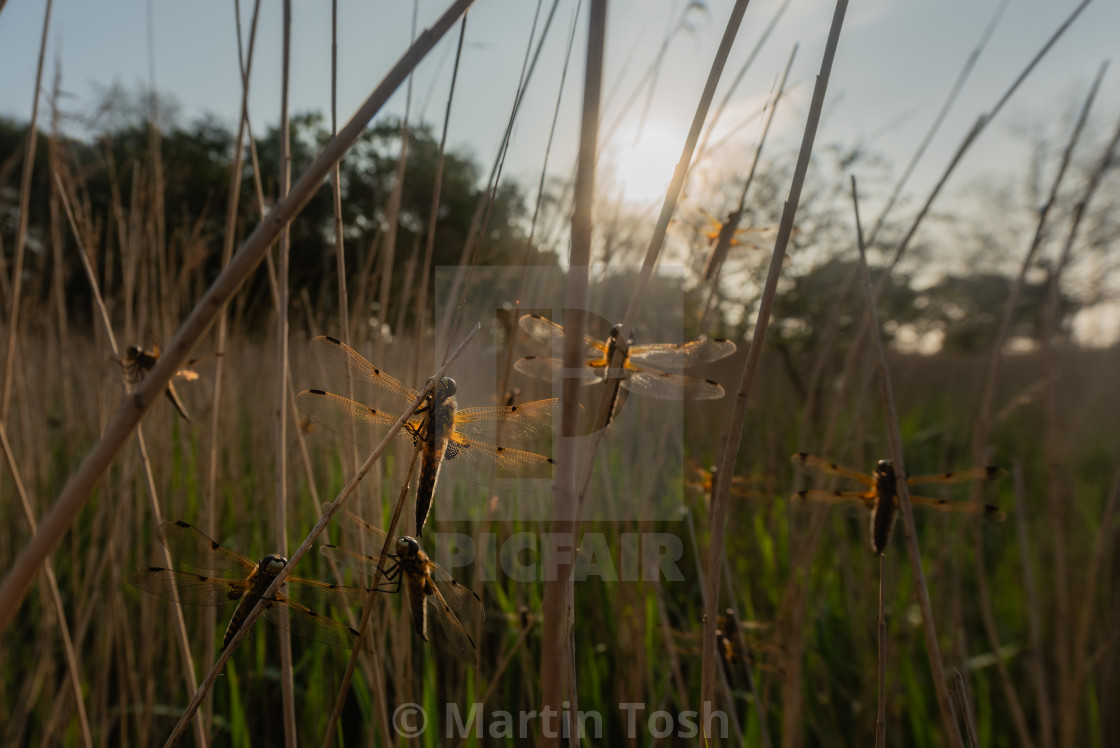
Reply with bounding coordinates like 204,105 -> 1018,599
2,0 -> 1118,341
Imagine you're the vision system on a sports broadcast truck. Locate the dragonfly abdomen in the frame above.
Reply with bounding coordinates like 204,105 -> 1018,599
416,379 -> 457,537
871,463 -> 900,553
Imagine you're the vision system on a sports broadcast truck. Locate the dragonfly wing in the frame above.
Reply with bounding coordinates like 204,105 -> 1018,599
905,466 -> 1006,486
622,369 -> 725,400
307,335 -> 418,415
794,489 -> 876,508
790,453 -> 874,486
429,572 -> 486,623
454,399 -> 559,442
156,521 -> 256,574
514,356 -> 603,384
904,494 -> 1007,521
284,576 -> 374,608
518,314 -> 605,361
260,596 -> 365,650
431,400 -> 557,486
627,339 -> 736,369
442,436 -> 555,486
426,586 -> 480,669
128,568 -> 246,606
296,389 -> 419,454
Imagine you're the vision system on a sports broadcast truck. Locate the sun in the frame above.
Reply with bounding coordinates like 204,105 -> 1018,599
602,122 -> 686,206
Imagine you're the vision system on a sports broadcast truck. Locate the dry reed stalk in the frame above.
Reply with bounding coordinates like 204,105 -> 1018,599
497,2 -> 581,400
867,0 -> 1009,251
410,15 -> 467,386
1011,458 -> 1051,747
692,0 -> 792,168
161,324 -> 478,747
971,62 -> 1106,464
683,518 -> 747,747
329,0 -> 351,344
814,0 -> 1092,468
200,5 -> 262,723
46,83 -> 76,429
719,562 -> 772,748
320,448 -> 421,748
0,421 -> 93,747
523,15 -> 755,669
1043,92 -> 1120,748
780,0 -> 1003,443
541,0 -> 603,741
274,2 -> 298,745
372,106 -> 411,361
571,0 -> 753,555
958,62 -> 1106,734
850,176 -> 962,747
0,0 -> 52,421
1067,468 -> 1120,741
0,0 -> 475,635
697,42 -> 795,331
435,0 -> 558,350
451,606 -> 541,748
57,171 -> 210,748
966,64 -> 1110,748
702,4 -> 847,743
953,669 -> 981,748
876,553 -> 886,748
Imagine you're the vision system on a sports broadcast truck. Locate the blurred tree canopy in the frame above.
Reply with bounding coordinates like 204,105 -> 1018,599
0,104 -> 555,336
769,256 -> 1078,358
0,99 -> 1085,352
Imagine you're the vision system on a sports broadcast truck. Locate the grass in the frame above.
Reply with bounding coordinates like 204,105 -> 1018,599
2,0 -> 1119,746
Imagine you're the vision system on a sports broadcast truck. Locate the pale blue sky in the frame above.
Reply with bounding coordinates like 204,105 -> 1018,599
2,1 -> 1116,195
1,0 -> 1118,297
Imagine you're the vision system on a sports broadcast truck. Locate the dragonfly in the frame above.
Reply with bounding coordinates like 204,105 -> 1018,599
790,452 -> 1007,554
297,335 -> 557,538
685,458 -> 764,501
513,314 -> 736,404
128,520 -> 369,650
113,338 -> 218,422
320,509 -> 486,669
696,208 -> 782,282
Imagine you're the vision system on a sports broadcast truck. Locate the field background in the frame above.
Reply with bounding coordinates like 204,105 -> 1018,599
1,1 -> 1118,746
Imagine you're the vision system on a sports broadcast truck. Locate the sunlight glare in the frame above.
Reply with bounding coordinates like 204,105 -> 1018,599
604,123 -> 685,206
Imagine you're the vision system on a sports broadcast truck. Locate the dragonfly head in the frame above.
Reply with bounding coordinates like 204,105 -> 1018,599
874,460 -> 895,478
437,377 -> 457,397
396,536 -> 421,557
125,345 -> 144,358
259,554 -> 288,574
607,324 -> 635,355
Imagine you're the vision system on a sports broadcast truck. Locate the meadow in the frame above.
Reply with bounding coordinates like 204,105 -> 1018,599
1,1 -> 1118,746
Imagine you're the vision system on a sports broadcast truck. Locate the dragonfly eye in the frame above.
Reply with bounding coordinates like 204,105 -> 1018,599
261,555 -> 288,572
126,345 -> 143,357
440,377 -> 457,396
875,460 -> 894,475
397,537 -> 420,555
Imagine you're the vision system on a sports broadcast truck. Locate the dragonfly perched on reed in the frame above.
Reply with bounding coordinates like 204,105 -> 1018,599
129,520 -> 369,650
113,339 -> 200,421
514,313 -> 735,416
297,335 -> 557,537
321,509 -> 485,668
790,453 -> 1007,553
